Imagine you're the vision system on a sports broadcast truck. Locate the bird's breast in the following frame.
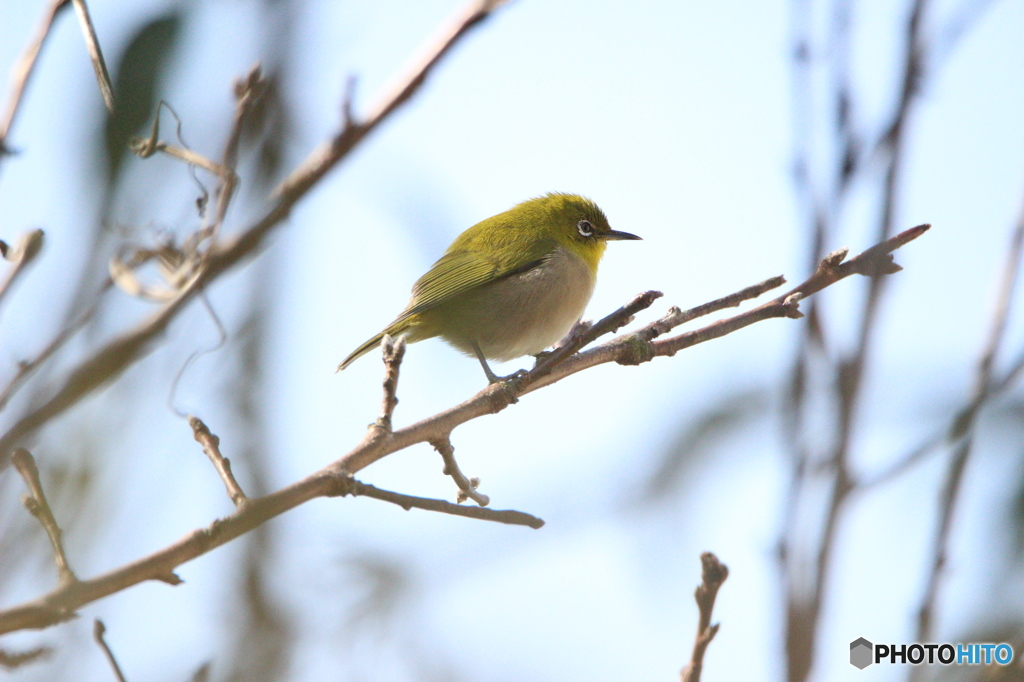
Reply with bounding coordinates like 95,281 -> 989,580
432,245 -> 596,361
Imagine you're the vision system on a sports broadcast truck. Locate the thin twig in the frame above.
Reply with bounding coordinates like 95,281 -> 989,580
374,335 -> 406,432
189,416 -> 247,507
11,448 -> 76,584
70,0 -> 114,113
207,64 -> 265,240
0,229 -> 44,309
632,275 -> 787,343
430,436 -> 489,506
680,552 -> 729,682
0,279 -> 112,412
0,0 -> 71,158
92,619 -> 126,682
338,476 -> 543,528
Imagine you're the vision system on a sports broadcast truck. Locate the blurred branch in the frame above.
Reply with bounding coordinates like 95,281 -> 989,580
0,0 -> 509,467
0,645 -> 50,670
70,0 -> 115,113
0,0 -> 71,160
0,229 -> 44,310
92,619 -> 125,682
680,552 -> 729,682
781,2 -> 934,680
11,448 -> 76,585
914,207 -> 1024,649
0,225 -> 928,636
0,279 -> 112,412
189,416 -> 247,507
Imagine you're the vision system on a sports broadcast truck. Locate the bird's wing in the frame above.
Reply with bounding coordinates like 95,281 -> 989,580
401,234 -> 557,318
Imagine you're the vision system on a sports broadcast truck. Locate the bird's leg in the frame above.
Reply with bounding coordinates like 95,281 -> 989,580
472,342 -> 502,384
471,342 -> 528,389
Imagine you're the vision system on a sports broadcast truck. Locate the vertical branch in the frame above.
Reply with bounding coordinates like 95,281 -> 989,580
11,448 -> 76,584
913,209 -> 1024,649
375,335 -> 406,432
680,552 -> 729,682
781,2 -> 933,681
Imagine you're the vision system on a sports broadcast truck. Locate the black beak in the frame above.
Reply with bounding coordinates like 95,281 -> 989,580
603,229 -> 642,241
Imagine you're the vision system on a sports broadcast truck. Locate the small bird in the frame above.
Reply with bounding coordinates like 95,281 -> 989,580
338,193 -> 640,383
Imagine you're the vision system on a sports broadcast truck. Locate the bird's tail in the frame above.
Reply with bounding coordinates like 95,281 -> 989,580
336,320 -> 412,372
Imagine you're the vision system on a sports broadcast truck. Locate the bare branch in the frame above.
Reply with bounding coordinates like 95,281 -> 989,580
431,436 -> 489,506
339,476 -> 543,528
70,0 -> 114,113
633,275 -> 786,343
208,64 -> 266,238
680,552 -> 729,682
11,448 -> 76,584
92,619 -> 126,682
189,416 -> 247,507
0,228 -> 44,309
0,0 -> 71,159
374,335 -> 406,432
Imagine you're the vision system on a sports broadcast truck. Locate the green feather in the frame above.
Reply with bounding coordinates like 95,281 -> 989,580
338,193 -> 628,373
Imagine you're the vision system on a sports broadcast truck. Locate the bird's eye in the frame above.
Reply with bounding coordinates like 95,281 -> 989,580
577,220 -> 594,237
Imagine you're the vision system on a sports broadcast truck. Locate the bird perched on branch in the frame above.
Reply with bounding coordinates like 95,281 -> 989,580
338,193 -> 640,383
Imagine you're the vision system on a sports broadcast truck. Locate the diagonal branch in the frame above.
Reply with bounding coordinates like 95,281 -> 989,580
189,416 -> 247,507
430,436 -> 489,506
92,619 -> 126,682
0,0 -> 72,160
0,224 -> 928,636
0,229 -> 44,310
69,0 -> 114,113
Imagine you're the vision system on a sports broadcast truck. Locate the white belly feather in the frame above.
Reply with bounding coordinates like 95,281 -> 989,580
440,245 -> 596,361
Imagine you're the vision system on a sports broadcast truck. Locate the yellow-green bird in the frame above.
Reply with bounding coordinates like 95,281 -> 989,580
338,193 -> 640,383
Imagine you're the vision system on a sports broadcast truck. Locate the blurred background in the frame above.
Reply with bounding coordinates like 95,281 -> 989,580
1,0 -> 1023,680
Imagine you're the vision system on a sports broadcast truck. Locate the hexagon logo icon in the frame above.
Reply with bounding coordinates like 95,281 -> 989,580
850,638 -> 873,669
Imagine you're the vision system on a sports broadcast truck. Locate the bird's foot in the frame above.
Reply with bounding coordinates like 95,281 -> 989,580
487,369 -> 528,404
531,350 -> 553,368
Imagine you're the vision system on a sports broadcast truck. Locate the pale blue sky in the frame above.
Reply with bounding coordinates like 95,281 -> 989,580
1,1 -> 1023,680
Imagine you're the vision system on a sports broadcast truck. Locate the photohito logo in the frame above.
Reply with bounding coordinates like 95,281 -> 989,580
850,638 -> 1014,669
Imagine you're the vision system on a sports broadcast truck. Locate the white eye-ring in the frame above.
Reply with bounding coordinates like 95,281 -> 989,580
577,220 -> 594,237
